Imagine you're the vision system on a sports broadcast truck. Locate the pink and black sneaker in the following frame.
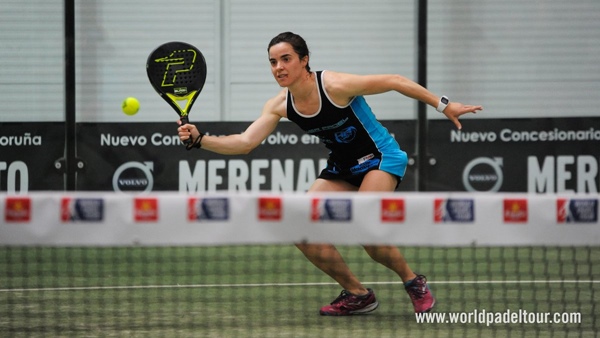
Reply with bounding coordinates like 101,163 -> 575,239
405,274 -> 435,313
319,288 -> 379,316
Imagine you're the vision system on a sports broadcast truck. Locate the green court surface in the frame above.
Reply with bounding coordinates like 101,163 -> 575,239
1,246 -> 598,337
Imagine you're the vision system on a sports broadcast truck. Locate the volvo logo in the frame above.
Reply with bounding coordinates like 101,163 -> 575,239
112,161 -> 154,192
462,157 -> 504,192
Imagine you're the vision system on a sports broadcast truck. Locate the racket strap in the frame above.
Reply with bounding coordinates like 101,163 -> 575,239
186,132 -> 205,150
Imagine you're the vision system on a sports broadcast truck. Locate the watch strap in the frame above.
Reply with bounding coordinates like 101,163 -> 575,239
436,96 -> 449,113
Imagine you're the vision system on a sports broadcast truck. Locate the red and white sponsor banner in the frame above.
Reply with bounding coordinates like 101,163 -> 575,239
1,192 -> 597,246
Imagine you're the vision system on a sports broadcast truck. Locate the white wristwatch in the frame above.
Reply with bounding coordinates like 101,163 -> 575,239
436,96 -> 449,113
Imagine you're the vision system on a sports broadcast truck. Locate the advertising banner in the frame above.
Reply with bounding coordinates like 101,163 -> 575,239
1,192 -> 598,246
2,118 -> 598,193
75,121 -> 416,192
0,122 -> 65,192
429,118 -> 600,193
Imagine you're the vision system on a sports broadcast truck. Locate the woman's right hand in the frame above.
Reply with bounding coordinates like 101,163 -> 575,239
177,120 -> 200,143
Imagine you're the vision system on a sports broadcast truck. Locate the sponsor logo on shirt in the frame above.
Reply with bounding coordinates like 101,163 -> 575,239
334,126 -> 357,143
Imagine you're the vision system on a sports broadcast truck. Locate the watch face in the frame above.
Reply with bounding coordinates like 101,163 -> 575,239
441,97 -> 449,104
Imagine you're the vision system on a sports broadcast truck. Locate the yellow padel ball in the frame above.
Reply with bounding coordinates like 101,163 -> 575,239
122,97 -> 140,115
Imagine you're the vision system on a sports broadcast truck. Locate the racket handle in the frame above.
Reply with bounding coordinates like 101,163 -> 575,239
180,116 -> 191,145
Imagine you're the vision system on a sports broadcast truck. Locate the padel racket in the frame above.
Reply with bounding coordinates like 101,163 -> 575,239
146,41 -> 207,148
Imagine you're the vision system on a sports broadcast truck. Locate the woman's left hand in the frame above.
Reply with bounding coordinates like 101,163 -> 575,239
443,103 -> 483,130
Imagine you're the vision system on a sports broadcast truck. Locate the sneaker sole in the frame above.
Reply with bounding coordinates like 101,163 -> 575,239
319,301 -> 379,316
350,301 -> 379,314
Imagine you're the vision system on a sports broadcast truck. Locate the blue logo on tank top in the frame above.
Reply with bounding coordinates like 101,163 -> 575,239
335,126 -> 357,143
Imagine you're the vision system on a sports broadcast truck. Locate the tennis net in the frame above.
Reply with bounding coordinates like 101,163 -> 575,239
1,192 -> 598,337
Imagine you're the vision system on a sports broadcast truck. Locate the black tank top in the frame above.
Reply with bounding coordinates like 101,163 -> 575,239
286,70 -> 400,173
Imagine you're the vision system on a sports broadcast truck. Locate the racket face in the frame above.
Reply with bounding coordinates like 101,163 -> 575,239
146,42 -> 207,119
